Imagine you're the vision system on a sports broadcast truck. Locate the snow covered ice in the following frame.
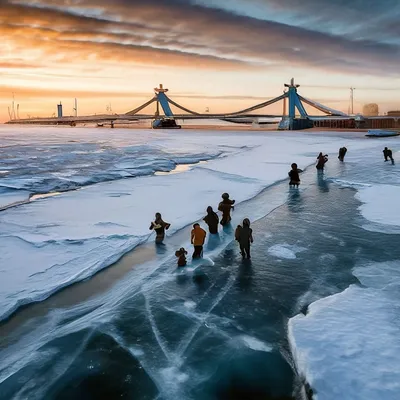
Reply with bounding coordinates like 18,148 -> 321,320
1,125 -> 399,399
0,125 -> 372,321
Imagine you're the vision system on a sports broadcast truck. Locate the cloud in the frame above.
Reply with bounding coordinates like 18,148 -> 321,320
199,0 -> 400,41
0,61 -> 41,69
1,0 -> 400,77
0,84 -> 152,98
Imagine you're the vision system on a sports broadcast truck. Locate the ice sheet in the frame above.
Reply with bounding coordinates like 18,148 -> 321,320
0,127 -> 384,321
356,185 -> 400,228
289,261 -> 400,400
288,144 -> 400,399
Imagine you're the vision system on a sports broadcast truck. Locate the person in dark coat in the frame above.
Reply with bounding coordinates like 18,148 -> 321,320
149,212 -> 170,243
203,206 -> 219,234
288,163 -> 303,187
218,193 -> 235,226
235,218 -> 253,259
383,147 -> 394,164
338,147 -> 347,161
175,247 -> 187,267
316,152 -> 328,170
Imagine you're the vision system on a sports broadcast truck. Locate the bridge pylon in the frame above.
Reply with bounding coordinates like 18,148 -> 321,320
279,78 -> 313,130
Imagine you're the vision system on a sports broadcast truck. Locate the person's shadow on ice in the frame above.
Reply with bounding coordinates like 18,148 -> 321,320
317,171 -> 330,193
237,261 -> 253,292
155,242 -> 168,255
287,188 -> 303,213
206,233 -> 221,251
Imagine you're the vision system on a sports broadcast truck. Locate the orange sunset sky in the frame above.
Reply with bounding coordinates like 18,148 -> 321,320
1,0 -> 400,122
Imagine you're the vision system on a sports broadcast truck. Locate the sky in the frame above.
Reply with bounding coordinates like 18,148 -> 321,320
1,0 -> 400,121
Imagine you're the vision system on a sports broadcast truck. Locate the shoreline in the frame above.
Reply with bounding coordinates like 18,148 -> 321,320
2,122 -> 373,132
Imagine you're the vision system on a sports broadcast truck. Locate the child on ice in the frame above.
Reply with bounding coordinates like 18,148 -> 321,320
175,247 -> 188,267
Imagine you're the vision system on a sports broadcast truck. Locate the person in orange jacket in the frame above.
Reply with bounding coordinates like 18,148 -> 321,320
191,223 -> 207,259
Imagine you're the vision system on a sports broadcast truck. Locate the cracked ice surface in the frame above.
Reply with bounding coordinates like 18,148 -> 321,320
289,146 -> 400,400
0,126 -> 383,321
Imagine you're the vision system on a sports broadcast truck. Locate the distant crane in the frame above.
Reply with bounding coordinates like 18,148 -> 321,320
73,98 -> 78,117
350,87 -> 356,114
8,93 -> 17,120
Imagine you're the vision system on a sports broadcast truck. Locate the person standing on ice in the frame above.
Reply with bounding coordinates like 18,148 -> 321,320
383,147 -> 394,164
316,152 -> 328,170
191,223 -> 207,259
235,218 -> 253,259
175,247 -> 188,267
149,212 -> 170,243
338,147 -> 347,161
288,163 -> 303,187
218,193 -> 235,226
203,206 -> 219,234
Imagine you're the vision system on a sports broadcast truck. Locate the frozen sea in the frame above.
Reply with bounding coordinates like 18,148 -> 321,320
0,125 -> 399,400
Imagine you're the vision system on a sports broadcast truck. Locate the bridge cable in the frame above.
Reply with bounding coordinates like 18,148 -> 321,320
125,97 -> 157,116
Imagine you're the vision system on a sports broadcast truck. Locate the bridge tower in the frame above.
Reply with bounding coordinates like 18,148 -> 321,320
154,84 -> 174,117
152,84 -> 181,129
279,78 -> 312,130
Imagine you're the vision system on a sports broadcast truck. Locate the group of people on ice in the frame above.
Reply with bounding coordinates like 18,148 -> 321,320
150,145 -> 395,267
150,192 -> 253,267
289,145 -> 394,187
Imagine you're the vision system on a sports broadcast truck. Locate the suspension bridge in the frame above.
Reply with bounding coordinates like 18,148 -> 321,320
6,79 -> 399,130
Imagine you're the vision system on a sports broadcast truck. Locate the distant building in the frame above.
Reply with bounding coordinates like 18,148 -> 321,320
362,103 -> 379,116
387,110 -> 400,117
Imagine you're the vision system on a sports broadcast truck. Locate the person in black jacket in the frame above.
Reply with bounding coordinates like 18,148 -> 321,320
383,147 -> 394,164
149,212 -> 170,243
235,218 -> 254,259
203,206 -> 219,234
288,163 -> 303,187
316,153 -> 328,170
338,147 -> 347,161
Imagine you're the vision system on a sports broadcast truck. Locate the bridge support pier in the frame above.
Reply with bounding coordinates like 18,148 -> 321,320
278,117 -> 313,130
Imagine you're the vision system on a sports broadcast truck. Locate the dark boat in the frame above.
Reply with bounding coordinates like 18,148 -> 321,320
152,118 -> 181,129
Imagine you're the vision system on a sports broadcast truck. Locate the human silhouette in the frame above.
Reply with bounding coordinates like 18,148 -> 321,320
203,206 -> 219,234
235,218 -> 254,259
149,212 -> 170,243
316,153 -> 328,170
191,223 -> 207,258
175,248 -> 188,267
383,147 -> 394,164
288,163 -> 303,187
218,193 -> 235,226
338,147 -> 347,161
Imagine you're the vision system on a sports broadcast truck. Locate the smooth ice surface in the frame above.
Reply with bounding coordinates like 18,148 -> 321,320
0,189 -> 30,208
356,185 -> 400,228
